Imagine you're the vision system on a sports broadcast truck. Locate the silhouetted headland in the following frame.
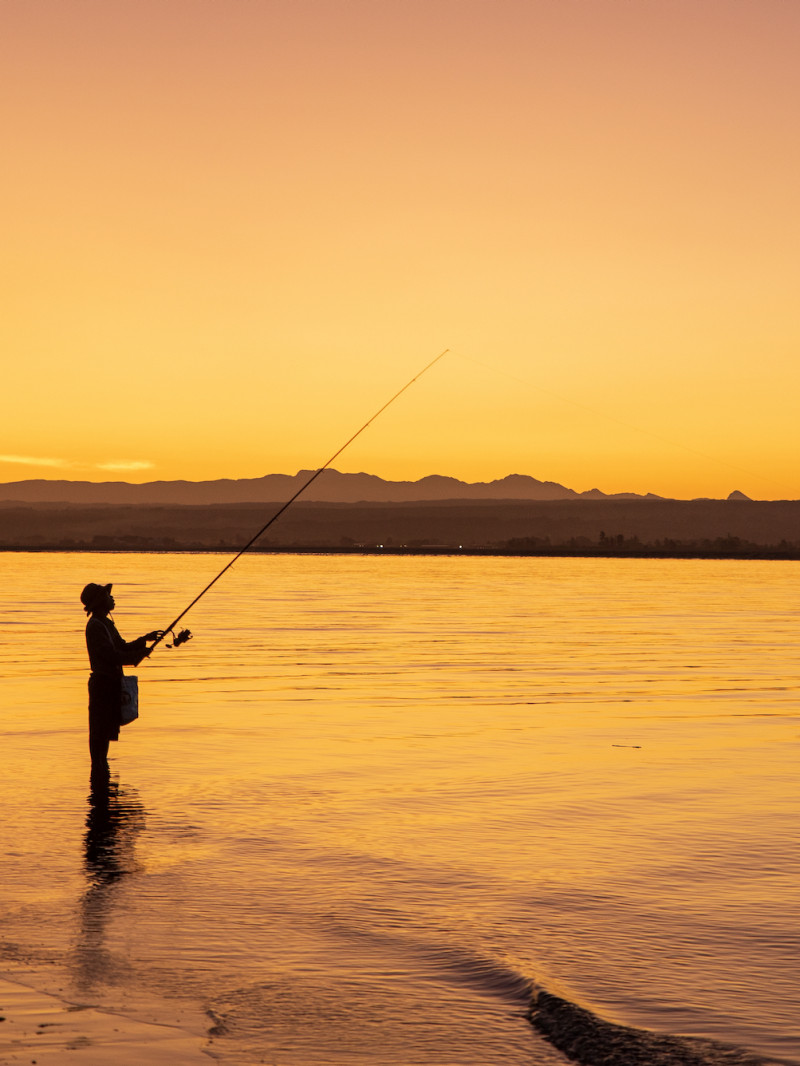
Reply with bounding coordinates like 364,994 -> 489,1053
2,496 -> 799,558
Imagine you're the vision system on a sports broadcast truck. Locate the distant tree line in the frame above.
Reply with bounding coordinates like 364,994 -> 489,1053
4,531 -> 800,559
501,532 -> 800,559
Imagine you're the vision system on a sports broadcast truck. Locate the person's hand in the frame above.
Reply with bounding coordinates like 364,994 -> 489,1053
144,630 -> 164,642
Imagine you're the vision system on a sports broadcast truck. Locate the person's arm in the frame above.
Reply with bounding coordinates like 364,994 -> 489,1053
124,630 -> 164,664
96,621 -> 161,668
118,634 -> 150,667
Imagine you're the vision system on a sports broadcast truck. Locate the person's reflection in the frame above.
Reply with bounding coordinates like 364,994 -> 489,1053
74,774 -> 145,992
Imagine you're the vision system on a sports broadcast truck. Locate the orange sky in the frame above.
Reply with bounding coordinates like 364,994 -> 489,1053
3,0 -> 799,499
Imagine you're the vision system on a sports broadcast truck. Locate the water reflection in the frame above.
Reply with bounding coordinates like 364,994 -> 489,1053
74,775 -> 145,991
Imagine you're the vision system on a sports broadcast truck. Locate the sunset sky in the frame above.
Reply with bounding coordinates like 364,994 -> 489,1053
3,0 -> 798,499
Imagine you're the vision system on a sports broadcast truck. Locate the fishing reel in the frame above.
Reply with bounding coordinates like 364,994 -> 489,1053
166,627 -> 193,649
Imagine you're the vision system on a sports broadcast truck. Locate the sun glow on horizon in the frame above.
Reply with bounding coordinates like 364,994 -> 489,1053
3,0 -> 799,501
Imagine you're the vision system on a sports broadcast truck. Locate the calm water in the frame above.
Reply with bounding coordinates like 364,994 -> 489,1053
0,551 -> 798,1065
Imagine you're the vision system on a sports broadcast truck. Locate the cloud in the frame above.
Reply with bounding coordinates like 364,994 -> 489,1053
0,454 -> 70,468
95,460 -> 155,472
0,455 -> 155,476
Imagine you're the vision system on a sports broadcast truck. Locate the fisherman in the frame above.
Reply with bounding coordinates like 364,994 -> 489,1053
73,352 -> 446,775
81,583 -> 163,778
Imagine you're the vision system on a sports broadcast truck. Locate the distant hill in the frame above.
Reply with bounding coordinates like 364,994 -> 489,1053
0,469 -> 663,505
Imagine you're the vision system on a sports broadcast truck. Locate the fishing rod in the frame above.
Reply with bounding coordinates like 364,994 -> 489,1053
149,348 -> 450,655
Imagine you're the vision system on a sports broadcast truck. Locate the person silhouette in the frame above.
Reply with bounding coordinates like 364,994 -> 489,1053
81,582 -> 163,777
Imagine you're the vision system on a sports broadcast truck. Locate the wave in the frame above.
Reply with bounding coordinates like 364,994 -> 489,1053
418,944 -> 535,1004
529,989 -> 788,1066
339,935 -> 790,1065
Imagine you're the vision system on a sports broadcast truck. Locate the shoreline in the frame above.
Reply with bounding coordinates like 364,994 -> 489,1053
2,544 -> 800,560
0,973 -> 213,1064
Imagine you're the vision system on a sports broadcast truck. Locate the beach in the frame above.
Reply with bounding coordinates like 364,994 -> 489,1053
0,975 -> 211,1064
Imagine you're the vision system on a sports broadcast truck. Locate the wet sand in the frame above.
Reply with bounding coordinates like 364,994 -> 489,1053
0,975 -> 212,1064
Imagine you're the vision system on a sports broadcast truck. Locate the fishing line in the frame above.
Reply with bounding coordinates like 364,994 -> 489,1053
149,348 -> 450,655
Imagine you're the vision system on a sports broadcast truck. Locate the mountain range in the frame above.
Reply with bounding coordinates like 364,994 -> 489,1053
0,469 -> 679,504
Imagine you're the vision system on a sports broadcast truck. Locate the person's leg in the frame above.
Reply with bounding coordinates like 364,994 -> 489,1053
89,730 -> 110,777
